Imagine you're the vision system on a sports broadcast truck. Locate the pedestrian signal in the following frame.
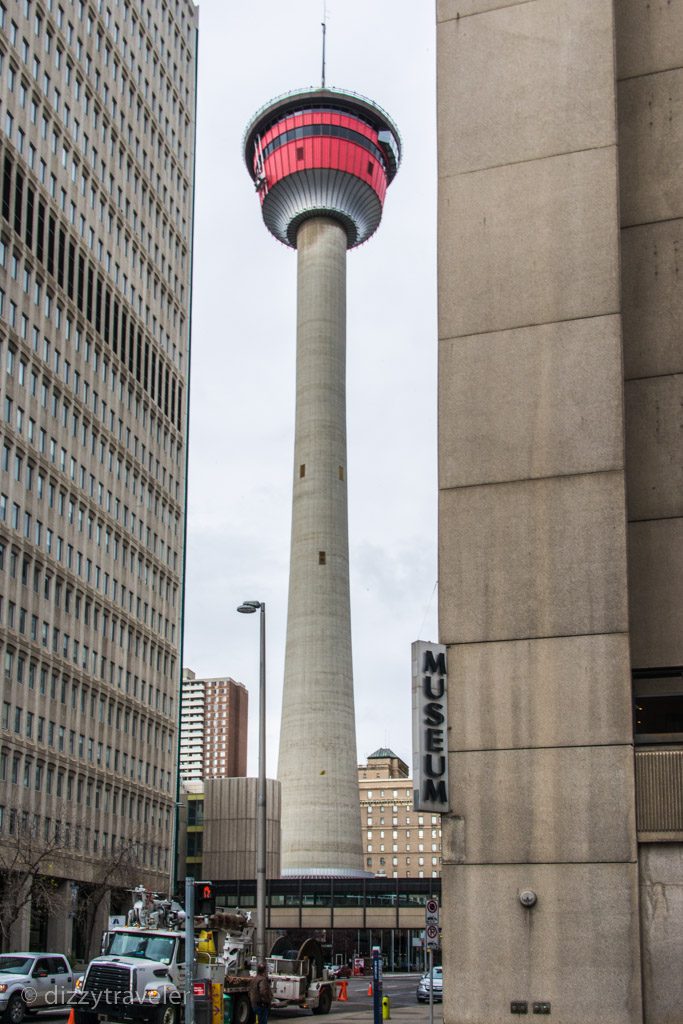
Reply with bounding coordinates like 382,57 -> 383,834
194,880 -> 215,915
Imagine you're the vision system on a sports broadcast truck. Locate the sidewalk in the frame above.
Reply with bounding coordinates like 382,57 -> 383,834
328,1006 -> 443,1023
270,998 -> 443,1024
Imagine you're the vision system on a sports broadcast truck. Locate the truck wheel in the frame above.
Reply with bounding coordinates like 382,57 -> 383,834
5,995 -> 26,1024
153,1005 -> 178,1024
312,988 -> 332,1015
232,994 -> 253,1024
73,1012 -> 98,1024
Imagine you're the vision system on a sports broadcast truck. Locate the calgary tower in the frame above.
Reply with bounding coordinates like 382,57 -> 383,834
244,87 -> 401,876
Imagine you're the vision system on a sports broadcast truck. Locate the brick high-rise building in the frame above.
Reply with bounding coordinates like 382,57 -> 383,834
0,0 -> 197,956
180,668 -> 248,784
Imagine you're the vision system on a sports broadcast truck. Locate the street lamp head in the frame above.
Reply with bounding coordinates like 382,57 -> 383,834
237,600 -> 262,614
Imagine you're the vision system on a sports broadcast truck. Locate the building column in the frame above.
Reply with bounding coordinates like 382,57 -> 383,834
88,892 -> 111,960
46,881 -> 75,958
8,899 -> 31,951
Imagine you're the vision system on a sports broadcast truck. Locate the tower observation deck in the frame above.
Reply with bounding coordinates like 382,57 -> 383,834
244,88 -> 401,877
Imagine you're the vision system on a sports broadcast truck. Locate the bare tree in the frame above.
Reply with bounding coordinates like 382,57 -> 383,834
75,837 -> 153,958
0,818 -> 66,952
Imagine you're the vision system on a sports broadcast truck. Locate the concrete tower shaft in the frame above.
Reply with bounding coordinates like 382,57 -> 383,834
244,88 -> 400,877
279,216 -> 362,875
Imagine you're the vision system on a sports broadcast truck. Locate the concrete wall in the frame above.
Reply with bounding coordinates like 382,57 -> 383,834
615,4 -> 683,1020
437,2 -> 642,1021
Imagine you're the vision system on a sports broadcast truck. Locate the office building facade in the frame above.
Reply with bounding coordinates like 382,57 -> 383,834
179,668 -> 248,784
437,2 -> 682,1022
0,0 -> 197,956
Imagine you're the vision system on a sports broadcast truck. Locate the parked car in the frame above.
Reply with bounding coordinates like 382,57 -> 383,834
0,954 -> 77,1024
416,965 -> 443,1003
327,964 -> 352,979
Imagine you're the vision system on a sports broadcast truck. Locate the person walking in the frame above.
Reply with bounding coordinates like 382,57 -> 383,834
249,962 -> 273,1024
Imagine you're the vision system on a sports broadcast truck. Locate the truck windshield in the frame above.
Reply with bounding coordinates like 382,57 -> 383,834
106,933 -> 176,965
0,957 -> 33,975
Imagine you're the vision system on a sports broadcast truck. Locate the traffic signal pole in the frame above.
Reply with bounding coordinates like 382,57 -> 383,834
185,877 -> 195,1024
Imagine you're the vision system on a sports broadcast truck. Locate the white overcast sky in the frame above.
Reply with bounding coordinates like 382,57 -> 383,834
184,1 -> 437,778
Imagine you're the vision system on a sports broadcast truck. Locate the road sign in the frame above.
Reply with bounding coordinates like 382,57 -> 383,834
426,898 -> 439,926
425,924 -> 440,949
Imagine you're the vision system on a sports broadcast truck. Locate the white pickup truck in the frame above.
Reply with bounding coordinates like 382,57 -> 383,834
0,953 -> 77,1024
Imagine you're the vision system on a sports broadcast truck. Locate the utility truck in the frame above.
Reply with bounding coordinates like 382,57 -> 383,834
74,886 -> 337,1024
74,887 -> 206,1024
262,935 -> 336,1018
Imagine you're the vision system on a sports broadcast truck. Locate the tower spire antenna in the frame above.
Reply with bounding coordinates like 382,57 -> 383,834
321,1 -> 327,88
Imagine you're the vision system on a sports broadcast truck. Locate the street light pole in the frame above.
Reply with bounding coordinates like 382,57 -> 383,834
237,599 -> 267,961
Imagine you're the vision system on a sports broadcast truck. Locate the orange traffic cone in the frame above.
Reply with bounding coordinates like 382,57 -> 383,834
367,982 -> 373,997
66,1009 -> 75,1024
337,981 -> 348,1002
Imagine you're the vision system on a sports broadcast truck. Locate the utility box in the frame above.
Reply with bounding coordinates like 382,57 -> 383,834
271,976 -> 307,1000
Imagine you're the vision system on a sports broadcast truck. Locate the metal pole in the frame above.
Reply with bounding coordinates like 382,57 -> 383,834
185,877 -> 195,1024
428,946 -> 433,1024
256,603 -> 267,961
321,18 -> 326,89
372,946 -> 382,1024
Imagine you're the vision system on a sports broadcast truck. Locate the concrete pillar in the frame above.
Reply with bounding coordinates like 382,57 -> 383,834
46,881 -> 74,958
278,216 -> 363,876
8,899 -> 30,951
88,891 -> 110,959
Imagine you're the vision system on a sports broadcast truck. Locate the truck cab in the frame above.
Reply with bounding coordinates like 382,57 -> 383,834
102,929 -> 186,982
76,928 -> 185,1024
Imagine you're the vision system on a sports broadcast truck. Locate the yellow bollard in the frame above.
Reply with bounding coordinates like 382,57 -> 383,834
382,995 -> 391,1020
211,983 -> 224,1024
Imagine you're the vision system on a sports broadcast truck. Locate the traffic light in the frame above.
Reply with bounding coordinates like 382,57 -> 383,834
194,880 -> 215,915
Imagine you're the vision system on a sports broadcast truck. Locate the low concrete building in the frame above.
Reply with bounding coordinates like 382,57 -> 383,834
215,876 -> 440,972
178,777 -> 281,882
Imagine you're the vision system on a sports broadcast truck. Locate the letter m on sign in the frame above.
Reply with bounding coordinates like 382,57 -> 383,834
423,650 -> 446,676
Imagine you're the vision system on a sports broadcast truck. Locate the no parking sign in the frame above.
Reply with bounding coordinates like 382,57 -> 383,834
425,898 -> 440,948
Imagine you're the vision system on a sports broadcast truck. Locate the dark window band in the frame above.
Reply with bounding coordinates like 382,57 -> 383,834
260,122 -> 387,172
